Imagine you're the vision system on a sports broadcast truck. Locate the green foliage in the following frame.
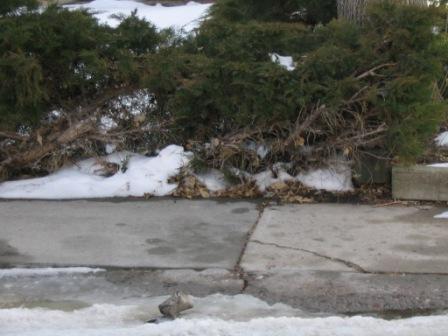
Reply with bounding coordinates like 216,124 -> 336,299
210,0 -> 337,25
191,20 -> 316,62
1,0 -> 447,166
364,3 -> 448,159
169,59 -> 300,139
142,1 -> 448,161
0,4 -> 163,129
113,10 -> 160,55
0,0 -> 37,16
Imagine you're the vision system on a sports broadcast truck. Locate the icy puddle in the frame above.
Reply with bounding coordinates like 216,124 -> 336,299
2,268 -> 448,336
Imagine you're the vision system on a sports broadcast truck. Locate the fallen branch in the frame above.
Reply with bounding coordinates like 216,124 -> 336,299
0,118 -> 95,168
0,131 -> 28,141
355,63 -> 397,80
285,105 -> 326,147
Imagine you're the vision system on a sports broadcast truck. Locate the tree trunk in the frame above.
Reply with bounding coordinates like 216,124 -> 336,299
337,0 -> 427,24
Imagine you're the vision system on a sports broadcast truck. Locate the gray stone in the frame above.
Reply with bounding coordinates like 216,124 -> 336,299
159,291 -> 193,318
392,165 -> 448,201
0,200 -> 258,269
241,204 -> 448,274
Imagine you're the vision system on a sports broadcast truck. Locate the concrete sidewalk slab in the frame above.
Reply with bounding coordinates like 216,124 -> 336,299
242,204 -> 448,274
0,200 -> 258,269
245,271 -> 448,314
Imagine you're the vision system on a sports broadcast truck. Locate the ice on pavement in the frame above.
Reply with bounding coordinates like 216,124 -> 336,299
65,0 -> 212,30
2,298 -> 448,336
0,267 -> 104,279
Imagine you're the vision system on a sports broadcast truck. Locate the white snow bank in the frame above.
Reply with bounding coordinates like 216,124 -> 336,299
435,131 -> 448,147
65,0 -> 211,30
0,145 -> 191,199
270,53 -> 295,71
0,267 -> 104,279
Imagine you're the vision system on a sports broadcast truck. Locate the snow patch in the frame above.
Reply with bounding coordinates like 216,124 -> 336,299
429,163 -> 448,168
195,169 -> 229,192
0,145 -> 191,199
297,164 -> 353,192
105,143 -> 117,154
99,116 -> 118,132
253,162 -> 353,193
256,145 -> 270,160
65,0 -> 211,31
254,164 -> 294,192
270,53 -> 295,71
435,132 -> 448,147
434,211 -> 448,219
0,267 -> 104,279
111,89 -> 155,116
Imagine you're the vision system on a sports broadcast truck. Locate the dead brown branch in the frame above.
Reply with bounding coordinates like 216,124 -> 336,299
355,63 -> 397,80
0,131 -> 29,141
285,105 -> 326,147
1,119 -> 96,168
0,86 -> 138,177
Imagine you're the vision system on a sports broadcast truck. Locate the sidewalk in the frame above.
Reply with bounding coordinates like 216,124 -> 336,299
1,199 -> 448,314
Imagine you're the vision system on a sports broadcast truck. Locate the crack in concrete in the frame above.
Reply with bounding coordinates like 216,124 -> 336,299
251,239 -> 368,273
235,202 -> 270,291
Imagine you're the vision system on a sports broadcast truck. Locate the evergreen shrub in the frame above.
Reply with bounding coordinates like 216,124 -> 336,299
0,4 -> 161,129
210,0 -> 337,25
1,0 -> 447,174
143,1 -> 448,162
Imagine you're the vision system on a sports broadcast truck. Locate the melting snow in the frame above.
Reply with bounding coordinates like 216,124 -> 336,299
105,143 -> 117,154
270,53 -> 295,71
99,116 -> 118,133
0,267 -> 104,279
65,0 -> 211,30
0,145 -> 191,199
429,163 -> 448,168
254,162 -> 353,193
1,303 -> 448,336
195,169 -> 229,192
297,164 -> 353,192
434,211 -> 448,219
435,131 -> 448,147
